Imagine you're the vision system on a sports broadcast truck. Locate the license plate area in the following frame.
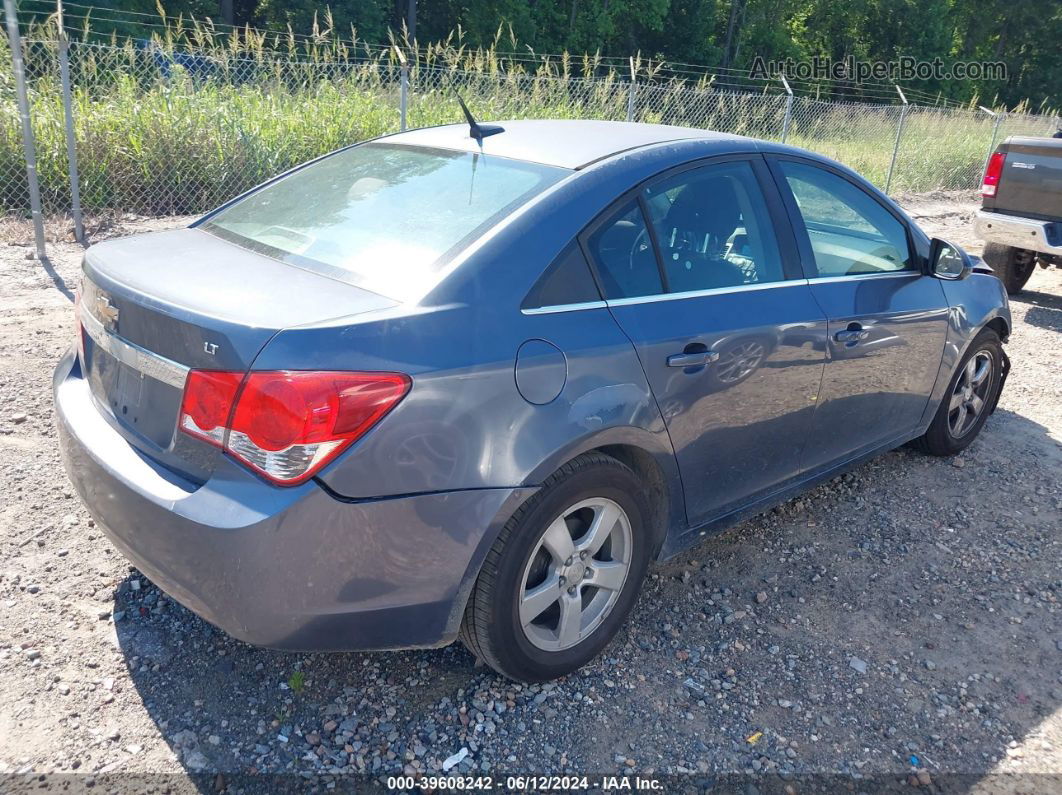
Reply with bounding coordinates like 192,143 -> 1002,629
114,360 -> 144,416
83,328 -> 186,449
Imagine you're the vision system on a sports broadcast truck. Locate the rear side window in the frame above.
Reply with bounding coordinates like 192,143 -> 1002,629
585,201 -> 663,299
201,143 -> 568,301
780,161 -> 913,276
522,243 -> 601,310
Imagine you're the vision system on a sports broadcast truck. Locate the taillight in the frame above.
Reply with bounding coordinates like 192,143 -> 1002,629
982,151 -> 1006,197
178,371 -> 242,447
179,370 -> 410,485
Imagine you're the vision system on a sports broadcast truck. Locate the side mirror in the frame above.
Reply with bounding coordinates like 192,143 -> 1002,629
929,238 -> 972,280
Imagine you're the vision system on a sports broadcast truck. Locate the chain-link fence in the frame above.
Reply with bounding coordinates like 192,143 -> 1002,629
2,34 -> 1059,235
1,33 -> 31,213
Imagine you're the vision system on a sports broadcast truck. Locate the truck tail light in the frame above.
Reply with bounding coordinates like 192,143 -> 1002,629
179,370 -> 410,485
981,152 -> 1006,197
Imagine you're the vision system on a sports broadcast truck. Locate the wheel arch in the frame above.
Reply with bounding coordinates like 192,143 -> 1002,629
927,273 -> 1012,426
590,443 -> 673,559
950,312 -> 1009,377
523,426 -> 684,560
443,426 -> 685,643
920,308 -> 1010,438
984,315 -> 1010,343
442,432 -> 683,644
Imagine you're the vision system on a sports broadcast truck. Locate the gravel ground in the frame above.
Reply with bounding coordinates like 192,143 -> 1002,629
0,195 -> 1059,790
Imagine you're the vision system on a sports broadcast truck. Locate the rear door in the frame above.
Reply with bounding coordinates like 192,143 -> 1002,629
582,155 -> 828,528
768,157 -> 949,471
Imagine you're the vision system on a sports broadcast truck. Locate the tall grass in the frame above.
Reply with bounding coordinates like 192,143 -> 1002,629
1,20 -> 1057,216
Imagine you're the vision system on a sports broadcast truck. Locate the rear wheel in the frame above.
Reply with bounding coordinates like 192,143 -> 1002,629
460,453 -> 651,682
982,242 -> 1035,294
914,329 -> 1003,456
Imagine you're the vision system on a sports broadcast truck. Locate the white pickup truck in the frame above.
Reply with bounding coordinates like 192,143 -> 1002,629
974,135 -> 1062,293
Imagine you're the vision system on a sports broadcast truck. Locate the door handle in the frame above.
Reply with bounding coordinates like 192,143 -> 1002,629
667,351 -> 720,368
834,328 -> 870,343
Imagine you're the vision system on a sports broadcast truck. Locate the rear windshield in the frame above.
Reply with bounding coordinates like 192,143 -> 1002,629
201,143 -> 569,300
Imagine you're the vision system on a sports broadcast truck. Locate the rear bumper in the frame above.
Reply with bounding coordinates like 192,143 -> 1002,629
53,349 -> 530,651
974,209 -> 1062,257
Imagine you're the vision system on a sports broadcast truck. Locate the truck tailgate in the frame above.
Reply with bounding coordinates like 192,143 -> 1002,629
988,137 -> 1062,220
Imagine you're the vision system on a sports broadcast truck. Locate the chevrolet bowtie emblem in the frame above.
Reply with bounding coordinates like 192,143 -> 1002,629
95,294 -> 119,331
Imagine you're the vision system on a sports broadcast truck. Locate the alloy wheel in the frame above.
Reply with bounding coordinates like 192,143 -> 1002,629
948,350 -> 993,438
519,498 -> 633,652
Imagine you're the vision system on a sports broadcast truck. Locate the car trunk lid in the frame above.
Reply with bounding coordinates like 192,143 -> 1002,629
79,227 -> 398,484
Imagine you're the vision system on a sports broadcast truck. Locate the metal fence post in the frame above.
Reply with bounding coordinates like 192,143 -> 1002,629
779,75 -> 794,143
58,38 -> 85,244
395,46 -> 408,132
626,57 -> 636,123
3,0 -> 46,259
884,85 -> 909,195
980,107 -> 1004,177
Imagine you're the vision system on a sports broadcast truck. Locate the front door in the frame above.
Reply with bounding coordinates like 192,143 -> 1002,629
582,157 -> 828,527
770,158 -> 950,471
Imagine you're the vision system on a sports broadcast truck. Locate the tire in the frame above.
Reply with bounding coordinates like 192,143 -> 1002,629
460,452 -> 652,682
914,328 -> 1004,456
982,242 -> 1035,294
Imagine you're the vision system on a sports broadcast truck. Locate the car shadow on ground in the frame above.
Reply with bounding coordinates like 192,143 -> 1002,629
111,406 -> 1060,790
1015,286 -> 1062,332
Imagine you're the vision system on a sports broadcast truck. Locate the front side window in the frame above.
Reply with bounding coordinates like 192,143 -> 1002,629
780,161 -> 913,276
201,143 -> 568,301
642,160 -> 785,292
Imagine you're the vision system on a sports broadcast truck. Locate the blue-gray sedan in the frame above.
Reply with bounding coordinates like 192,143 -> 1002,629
55,120 -> 1011,681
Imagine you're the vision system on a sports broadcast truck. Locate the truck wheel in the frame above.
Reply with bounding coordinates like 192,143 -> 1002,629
982,243 -> 1035,294
914,328 -> 1003,457
460,453 -> 651,682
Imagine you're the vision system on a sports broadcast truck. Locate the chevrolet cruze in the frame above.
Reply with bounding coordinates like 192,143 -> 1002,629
55,119 -> 1011,682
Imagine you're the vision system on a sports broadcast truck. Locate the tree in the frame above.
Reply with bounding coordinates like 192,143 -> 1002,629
37,1 -> 1061,107
255,0 -> 388,42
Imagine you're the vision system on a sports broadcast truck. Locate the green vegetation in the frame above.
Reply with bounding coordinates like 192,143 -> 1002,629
0,23 -> 1055,215
287,670 -> 305,694
13,0 -> 1062,109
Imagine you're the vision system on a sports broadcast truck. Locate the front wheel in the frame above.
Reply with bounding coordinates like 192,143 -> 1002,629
460,453 -> 651,682
914,328 -> 1004,456
982,242 -> 1035,294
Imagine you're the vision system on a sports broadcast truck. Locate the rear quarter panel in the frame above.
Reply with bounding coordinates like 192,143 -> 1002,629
257,301 -> 674,498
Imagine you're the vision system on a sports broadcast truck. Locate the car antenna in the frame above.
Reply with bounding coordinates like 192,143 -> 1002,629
453,91 -> 505,141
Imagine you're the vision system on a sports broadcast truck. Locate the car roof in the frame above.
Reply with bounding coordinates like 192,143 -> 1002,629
383,119 -> 748,169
